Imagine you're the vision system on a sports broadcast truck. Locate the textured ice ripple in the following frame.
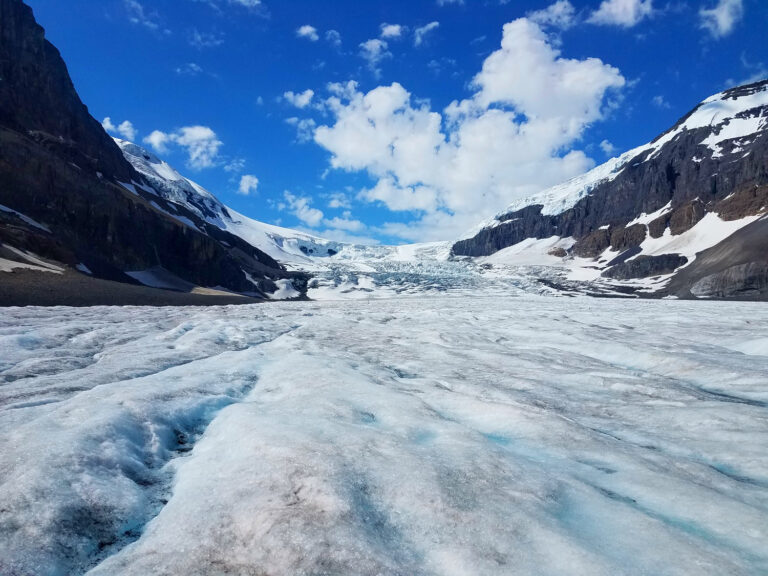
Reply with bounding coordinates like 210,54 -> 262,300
1,297 -> 767,576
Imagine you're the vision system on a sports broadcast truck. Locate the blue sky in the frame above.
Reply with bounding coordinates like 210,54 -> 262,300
28,0 -> 768,244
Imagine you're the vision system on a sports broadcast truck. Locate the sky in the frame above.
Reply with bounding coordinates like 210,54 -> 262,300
28,0 -> 768,245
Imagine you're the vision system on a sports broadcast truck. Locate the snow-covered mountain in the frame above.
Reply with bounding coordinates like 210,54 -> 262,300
454,80 -> 768,299
115,139 -> 346,269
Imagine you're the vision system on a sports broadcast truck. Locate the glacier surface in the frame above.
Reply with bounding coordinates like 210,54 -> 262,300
1,297 -> 767,575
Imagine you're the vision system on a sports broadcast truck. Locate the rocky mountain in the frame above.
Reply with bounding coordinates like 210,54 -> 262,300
114,139 -> 346,269
0,0 -> 302,305
453,81 -> 768,300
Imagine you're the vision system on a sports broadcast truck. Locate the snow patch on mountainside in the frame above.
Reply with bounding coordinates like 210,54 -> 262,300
0,204 -> 51,232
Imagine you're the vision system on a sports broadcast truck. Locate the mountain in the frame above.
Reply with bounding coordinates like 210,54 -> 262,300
114,139 -> 348,270
453,81 -> 768,300
0,0 -> 302,305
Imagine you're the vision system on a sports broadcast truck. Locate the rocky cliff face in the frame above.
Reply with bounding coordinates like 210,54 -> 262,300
0,0 -> 299,299
0,0 -> 130,181
453,80 -> 768,299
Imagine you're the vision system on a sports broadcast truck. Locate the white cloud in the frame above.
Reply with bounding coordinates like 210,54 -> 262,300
599,139 -> 616,156
528,1 -> 577,30
117,120 -> 137,142
588,0 -> 653,27
176,62 -> 203,76
699,0 -> 743,38
414,22 -> 440,47
296,25 -> 319,42
436,0 -> 463,5
380,23 -> 404,39
327,192 -> 352,209
144,130 -> 171,154
651,95 -> 671,109
283,89 -> 315,109
196,0 -> 265,13
102,117 -> 117,133
283,191 -> 324,227
313,18 -> 625,241
124,0 -> 160,31
323,212 -> 365,232
325,30 -> 342,47
102,117 -> 137,142
189,28 -> 225,49
359,39 -> 392,78
358,178 -> 438,213
285,117 -> 317,143
238,174 -> 259,195
224,158 -> 246,173
143,126 -> 223,170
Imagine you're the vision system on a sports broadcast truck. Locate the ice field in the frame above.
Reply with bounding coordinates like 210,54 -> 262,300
1,296 -> 767,575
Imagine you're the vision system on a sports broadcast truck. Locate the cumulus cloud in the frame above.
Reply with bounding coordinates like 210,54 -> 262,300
651,95 -> 671,109
528,1 -> 577,30
238,174 -> 259,195
313,18 -> 625,241
327,192 -> 352,209
102,117 -> 118,134
117,120 -> 137,142
359,39 -> 392,78
102,117 -> 138,142
297,25 -> 319,41
699,0 -> 743,38
144,126 -> 223,170
599,139 -> 616,156
325,30 -> 342,47
588,0 -> 653,27
414,22 -> 440,47
144,130 -> 171,154
283,191 -> 324,227
283,89 -> 315,109
285,117 -> 317,143
323,211 -> 365,232
380,23 -> 404,39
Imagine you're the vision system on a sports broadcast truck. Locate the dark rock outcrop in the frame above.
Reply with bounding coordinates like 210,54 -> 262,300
602,254 -> 688,280
690,263 -> 768,299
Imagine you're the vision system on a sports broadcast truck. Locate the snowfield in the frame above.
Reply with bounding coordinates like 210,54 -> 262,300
1,297 -> 767,575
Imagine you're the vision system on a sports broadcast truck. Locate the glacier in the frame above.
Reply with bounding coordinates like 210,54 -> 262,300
1,296 -> 767,576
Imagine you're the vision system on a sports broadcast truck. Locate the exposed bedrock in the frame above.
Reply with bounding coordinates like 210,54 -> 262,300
602,254 -> 689,280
